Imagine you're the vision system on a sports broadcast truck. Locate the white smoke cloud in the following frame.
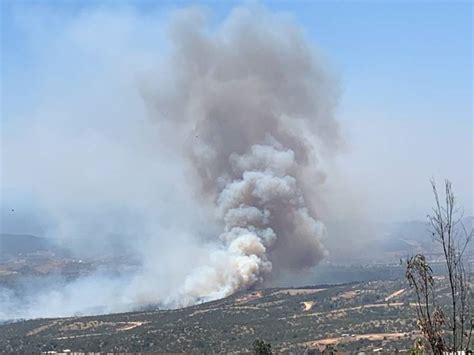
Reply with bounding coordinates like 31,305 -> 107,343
1,3 -> 340,318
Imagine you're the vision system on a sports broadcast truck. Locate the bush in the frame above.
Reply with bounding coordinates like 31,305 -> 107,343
253,339 -> 272,355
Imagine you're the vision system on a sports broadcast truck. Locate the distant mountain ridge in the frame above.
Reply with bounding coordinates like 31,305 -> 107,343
0,234 -> 54,256
323,216 -> 473,264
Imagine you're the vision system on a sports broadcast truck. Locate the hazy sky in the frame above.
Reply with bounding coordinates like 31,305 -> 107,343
1,0 -> 472,235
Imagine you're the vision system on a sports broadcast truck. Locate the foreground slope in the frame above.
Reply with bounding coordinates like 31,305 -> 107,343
0,278 -> 423,353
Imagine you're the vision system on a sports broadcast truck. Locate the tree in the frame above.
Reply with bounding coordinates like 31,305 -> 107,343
253,339 -> 272,355
406,254 -> 445,354
406,179 -> 473,353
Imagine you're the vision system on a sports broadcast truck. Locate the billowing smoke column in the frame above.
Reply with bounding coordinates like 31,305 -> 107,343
145,7 -> 340,305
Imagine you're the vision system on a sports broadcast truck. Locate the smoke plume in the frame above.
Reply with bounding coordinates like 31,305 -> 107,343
144,6 -> 340,305
1,4 -> 340,318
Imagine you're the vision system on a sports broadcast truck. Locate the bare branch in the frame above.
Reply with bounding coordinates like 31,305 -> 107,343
407,179 -> 472,352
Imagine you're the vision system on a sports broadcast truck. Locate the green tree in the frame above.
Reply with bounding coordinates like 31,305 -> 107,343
253,339 -> 272,355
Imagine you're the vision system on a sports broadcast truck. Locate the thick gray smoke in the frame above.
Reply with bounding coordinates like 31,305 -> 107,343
1,5 -> 340,318
145,7 -> 340,305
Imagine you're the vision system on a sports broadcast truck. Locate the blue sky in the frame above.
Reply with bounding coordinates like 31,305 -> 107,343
1,1 -> 472,228
3,1 -> 471,113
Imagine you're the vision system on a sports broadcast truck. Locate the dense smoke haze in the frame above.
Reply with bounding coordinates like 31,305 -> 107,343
1,1 -> 473,322
0,4 -> 344,319
146,7 -> 341,304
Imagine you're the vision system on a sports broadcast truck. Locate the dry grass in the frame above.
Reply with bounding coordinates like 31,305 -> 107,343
384,288 -> 405,302
27,321 -> 61,336
235,291 -> 264,303
303,332 -> 415,351
301,301 -> 315,311
332,290 -> 361,300
272,288 -> 325,296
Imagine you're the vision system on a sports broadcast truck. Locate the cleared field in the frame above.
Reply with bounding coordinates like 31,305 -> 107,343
302,331 -> 417,352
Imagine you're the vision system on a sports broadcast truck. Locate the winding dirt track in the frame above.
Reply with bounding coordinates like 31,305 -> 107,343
303,332 -> 415,350
51,321 -> 147,340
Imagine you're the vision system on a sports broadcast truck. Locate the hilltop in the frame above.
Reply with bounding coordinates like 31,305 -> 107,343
1,278 -> 422,353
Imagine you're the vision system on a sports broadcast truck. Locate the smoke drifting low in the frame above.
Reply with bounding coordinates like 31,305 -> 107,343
1,5 -> 340,318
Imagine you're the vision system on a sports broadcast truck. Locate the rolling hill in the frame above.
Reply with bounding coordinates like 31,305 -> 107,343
0,278 -> 422,353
